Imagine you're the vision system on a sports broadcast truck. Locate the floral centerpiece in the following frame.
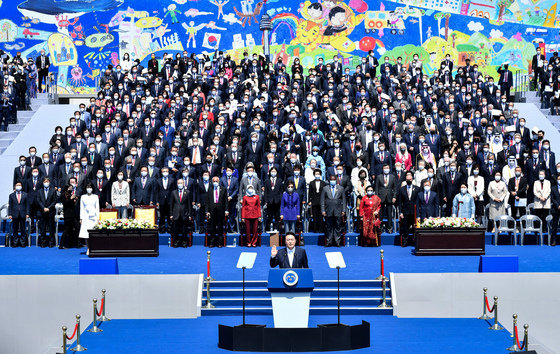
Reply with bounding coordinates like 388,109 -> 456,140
420,217 -> 480,229
94,218 -> 156,230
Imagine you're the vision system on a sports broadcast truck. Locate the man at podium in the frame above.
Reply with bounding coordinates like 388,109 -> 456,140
270,232 -> 308,268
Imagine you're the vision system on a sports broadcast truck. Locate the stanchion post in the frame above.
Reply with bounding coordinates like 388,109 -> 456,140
202,251 -> 215,309
61,326 -> 67,354
377,277 -> 389,308
478,287 -> 492,320
98,289 -> 111,322
207,250 -> 215,281
507,314 -> 520,351
69,314 -> 86,352
489,296 -> 504,330
375,249 -> 388,281
87,299 -> 102,333
522,324 -> 529,352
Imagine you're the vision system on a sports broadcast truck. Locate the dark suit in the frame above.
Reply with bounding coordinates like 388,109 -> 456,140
8,191 -> 29,246
270,247 -> 309,268
320,184 -> 346,247
13,165 -> 30,187
263,177 -> 283,230
156,177 -> 175,232
398,184 -> 419,244
35,187 -> 56,247
206,186 -> 228,247
221,175 -> 239,230
417,190 -> 439,221
443,171 -> 464,216
170,188 -> 192,247
508,176 -> 528,217
131,176 -> 154,205
375,173 -> 397,232
550,184 -> 560,245
36,54 -> 50,92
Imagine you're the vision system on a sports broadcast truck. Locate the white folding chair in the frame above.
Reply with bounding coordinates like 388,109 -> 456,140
520,214 -> 544,246
493,215 -> 517,245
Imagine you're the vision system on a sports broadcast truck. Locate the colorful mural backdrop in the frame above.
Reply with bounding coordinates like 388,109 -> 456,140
0,0 -> 557,93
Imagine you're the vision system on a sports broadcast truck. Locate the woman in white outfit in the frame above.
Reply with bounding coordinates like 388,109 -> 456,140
111,171 -> 130,218
79,183 -> 100,248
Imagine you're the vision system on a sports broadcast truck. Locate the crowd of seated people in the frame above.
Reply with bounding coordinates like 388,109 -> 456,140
8,48 -> 560,249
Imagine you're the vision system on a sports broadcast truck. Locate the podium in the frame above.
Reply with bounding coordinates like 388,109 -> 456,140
267,268 -> 314,328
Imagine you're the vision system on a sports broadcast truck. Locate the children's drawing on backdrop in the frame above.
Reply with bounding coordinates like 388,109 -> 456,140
17,0 -> 124,24
209,0 -> 229,20
0,0 -> 555,93
234,1 -> 265,27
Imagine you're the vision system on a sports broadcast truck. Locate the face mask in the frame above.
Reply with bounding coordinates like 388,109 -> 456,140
539,175 -> 545,181
424,186 -> 430,192
418,165 -> 425,171
533,154 -> 539,159
383,169 -> 390,174
367,191 -> 374,196
117,175 -> 123,181
270,172 -> 277,178
315,175 -> 321,180
177,184 -> 184,189
544,145 -> 550,150
65,158 -> 72,163
495,176 -> 501,182
247,171 -> 254,178
213,182 -> 219,188
329,180 -> 336,186
86,188 -> 93,194
247,188 -> 255,196
203,175 -> 210,181
450,166 -> 456,172
515,171 -> 521,177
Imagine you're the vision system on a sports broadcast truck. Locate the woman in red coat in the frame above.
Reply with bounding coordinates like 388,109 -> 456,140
241,185 -> 262,247
359,185 -> 381,247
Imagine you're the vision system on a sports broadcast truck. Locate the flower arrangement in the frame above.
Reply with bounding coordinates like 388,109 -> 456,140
94,218 -> 155,230
420,217 -> 480,229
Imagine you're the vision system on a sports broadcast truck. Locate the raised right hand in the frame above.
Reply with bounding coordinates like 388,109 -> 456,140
271,245 -> 277,257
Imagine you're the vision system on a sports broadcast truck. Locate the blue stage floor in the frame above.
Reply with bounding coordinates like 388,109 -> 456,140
75,315 -> 512,353
2,244 -> 560,278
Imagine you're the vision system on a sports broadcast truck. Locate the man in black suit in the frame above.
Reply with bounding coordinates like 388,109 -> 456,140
508,166 -> 527,218
321,175 -> 346,247
170,179 -> 192,248
206,176 -> 228,247
156,167 -> 175,233
531,47 -> 546,89
263,167 -> 282,231
308,169 -> 326,233
13,155 -> 31,186
8,182 -> 29,247
35,49 -> 50,92
497,63 -> 513,101
442,162 -> 464,216
36,177 -> 56,247
270,232 -> 309,268
550,174 -> 560,246
375,165 -> 397,233
417,179 -> 440,221
131,166 -> 154,205
398,171 -> 419,246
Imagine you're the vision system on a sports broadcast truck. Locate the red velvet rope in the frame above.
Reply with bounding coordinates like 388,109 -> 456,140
66,323 -> 78,340
96,298 -> 104,317
381,258 -> 385,277
485,296 -> 495,313
515,325 -> 525,350
207,259 -> 210,278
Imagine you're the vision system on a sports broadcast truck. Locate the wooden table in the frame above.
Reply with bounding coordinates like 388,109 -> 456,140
414,227 -> 485,255
88,228 -> 159,257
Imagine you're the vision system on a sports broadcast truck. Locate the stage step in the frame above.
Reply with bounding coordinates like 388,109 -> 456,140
201,306 -> 392,316
202,278 -> 392,316
207,288 -> 389,297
